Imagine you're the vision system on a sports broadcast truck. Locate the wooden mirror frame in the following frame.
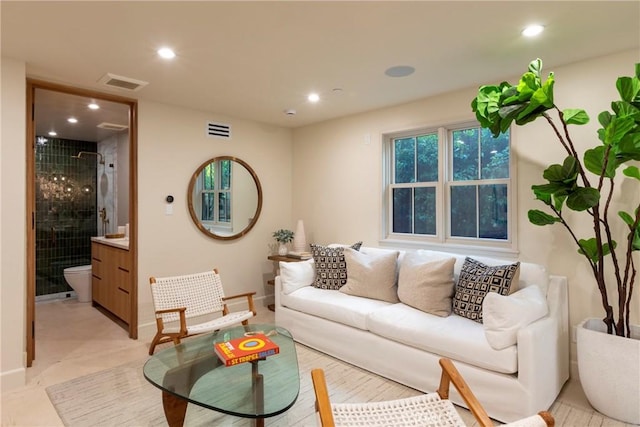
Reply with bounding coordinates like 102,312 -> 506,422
187,156 -> 263,240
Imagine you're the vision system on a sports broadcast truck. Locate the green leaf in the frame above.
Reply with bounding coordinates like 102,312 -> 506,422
543,157 -> 578,183
603,116 -> 636,145
617,76 -> 640,102
576,239 -> 615,262
533,188 -> 552,204
578,238 -> 598,261
553,194 -> 567,211
623,165 -> 640,180
618,211 -> 635,226
532,182 -> 571,196
633,229 -> 640,251
584,146 -> 617,178
598,111 -> 612,128
563,109 -> 589,125
528,209 -> 559,226
566,187 -> 600,211
611,100 -> 640,120
528,58 -> 543,77
617,133 -> 640,161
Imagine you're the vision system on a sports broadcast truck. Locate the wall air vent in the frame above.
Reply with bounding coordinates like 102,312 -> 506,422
98,73 -> 148,91
207,121 -> 231,140
97,122 -> 129,131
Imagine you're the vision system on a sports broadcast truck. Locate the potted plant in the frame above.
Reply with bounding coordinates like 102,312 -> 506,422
471,59 -> 639,423
273,229 -> 295,256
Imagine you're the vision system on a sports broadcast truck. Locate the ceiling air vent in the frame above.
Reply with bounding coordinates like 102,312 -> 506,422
98,73 -> 148,91
207,121 -> 231,140
97,122 -> 129,131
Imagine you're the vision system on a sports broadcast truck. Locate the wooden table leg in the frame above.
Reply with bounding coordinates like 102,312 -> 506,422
252,361 -> 265,427
162,391 -> 188,427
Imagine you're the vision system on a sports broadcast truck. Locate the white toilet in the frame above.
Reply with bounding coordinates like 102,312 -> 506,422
63,265 -> 92,303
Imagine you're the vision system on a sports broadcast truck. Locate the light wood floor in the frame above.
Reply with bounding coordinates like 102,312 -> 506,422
0,298 -> 633,426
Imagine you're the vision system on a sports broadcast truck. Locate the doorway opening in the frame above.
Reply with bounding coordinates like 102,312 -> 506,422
26,80 -> 138,366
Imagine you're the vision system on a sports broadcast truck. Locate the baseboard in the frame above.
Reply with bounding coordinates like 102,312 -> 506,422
1,366 -> 26,392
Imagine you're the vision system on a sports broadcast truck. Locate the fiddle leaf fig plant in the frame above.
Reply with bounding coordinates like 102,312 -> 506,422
472,59 -> 640,337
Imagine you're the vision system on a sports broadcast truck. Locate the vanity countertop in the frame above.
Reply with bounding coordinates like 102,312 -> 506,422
91,236 -> 129,250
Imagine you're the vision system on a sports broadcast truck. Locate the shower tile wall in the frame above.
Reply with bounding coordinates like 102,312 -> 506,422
35,137 -> 97,297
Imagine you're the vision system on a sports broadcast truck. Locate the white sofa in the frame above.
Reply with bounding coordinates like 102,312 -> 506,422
274,246 -> 569,423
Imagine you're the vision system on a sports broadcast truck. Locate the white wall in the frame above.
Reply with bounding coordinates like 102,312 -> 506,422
136,100 -> 293,336
291,50 -> 640,362
0,58 -> 293,390
1,57 -> 27,391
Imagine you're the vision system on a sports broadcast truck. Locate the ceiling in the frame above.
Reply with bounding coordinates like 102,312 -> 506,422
2,1 -> 639,140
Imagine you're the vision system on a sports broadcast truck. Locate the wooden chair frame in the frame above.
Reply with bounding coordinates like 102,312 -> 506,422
312,358 -> 554,427
148,268 -> 256,355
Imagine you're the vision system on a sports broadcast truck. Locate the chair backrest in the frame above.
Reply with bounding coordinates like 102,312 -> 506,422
150,270 -> 226,323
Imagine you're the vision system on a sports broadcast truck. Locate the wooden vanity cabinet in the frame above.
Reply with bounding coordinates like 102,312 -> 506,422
91,241 -> 131,324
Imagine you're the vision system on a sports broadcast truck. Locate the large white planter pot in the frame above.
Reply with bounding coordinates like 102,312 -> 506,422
577,318 -> 640,424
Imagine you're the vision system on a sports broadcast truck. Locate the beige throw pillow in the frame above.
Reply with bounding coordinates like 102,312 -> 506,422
398,252 -> 456,317
339,248 -> 399,303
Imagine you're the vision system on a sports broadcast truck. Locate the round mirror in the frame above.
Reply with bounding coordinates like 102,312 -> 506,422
187,156 -> 263,240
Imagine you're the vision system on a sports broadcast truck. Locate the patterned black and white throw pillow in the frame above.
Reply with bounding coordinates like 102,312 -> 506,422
452,257 -> 520,323
310,242 -> 363,290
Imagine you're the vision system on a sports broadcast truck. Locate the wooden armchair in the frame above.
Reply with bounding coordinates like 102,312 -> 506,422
148,269 -> 256,355
311,358 -> 554,427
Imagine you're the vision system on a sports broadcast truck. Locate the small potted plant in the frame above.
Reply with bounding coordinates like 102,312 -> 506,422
273,229 -> 295,255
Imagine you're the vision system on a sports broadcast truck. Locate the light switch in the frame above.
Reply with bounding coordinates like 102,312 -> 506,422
165,204 -> 173,215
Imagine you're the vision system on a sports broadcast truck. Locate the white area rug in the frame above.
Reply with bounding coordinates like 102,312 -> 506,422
46,343 -> 623,427
45,343 -> 433,427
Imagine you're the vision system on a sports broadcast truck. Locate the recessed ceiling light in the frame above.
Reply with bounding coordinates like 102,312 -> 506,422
522,24 -> 545,37
67,117 -> 78,124
385,65 -> 415,78
308,93 -> 320,103
88,103 -> 100,110
48,131 -> 57,136
157,47 -> 176,59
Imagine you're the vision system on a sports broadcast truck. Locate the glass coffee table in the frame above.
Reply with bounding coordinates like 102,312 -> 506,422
143,323 -> 299,427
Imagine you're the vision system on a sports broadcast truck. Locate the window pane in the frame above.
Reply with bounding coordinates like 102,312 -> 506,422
218,192 -> 231,223
416,133 -> 438,182
220,160 -> 232,190
393,188 -> 412,233
201,193 -> 214,221
203,164 -> 215,190
481,128 -> 510,179
479,184 -> 508,240
414,187 -> 436,235
450,185 -> 477,237
452,128 -> 479,181
394,137 -> 415,184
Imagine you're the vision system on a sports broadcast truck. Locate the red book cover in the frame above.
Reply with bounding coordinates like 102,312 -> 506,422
214,333 -> 280,367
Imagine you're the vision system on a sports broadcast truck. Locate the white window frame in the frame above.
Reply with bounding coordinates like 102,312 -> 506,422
382,121 -> 517,255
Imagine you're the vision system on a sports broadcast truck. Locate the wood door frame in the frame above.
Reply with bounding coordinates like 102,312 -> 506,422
26,79 -> 138,366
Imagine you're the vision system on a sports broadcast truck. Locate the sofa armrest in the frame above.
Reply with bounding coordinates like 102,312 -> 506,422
515,276 -> 569,407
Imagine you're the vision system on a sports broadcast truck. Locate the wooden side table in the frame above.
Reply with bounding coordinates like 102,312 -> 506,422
266,255 -> 309,311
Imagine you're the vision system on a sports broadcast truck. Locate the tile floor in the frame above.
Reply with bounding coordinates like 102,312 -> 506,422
0,298 -> 615,426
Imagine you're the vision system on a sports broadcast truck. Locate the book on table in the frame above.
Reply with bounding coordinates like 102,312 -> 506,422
214,333 -> 280,367
287,251 -> 312,260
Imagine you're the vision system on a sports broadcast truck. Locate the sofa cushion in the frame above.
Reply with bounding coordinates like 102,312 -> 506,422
340,248 -> 400,303
367,303 -> 518,374
280,258 -> 315,294
281,286 -> 392,330
452,257 -> 520,323
397,252 -> 456,317
483,285 -> 549,350
310,242 -> 363,290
